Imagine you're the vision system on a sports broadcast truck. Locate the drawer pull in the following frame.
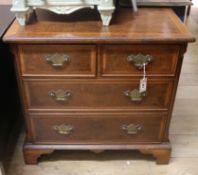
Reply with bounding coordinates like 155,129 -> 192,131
121,124 -> 143,135
49,89 -> 71,101
127,53 -> 153,69
45,54 -> 70,67
124,89 -> 146,102
53,124 -> 74,135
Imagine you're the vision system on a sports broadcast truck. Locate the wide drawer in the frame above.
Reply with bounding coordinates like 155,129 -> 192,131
101,45 -> 180,77
24,79 -> 174,111
18,45 -> 96,77
29,112 -> 166,144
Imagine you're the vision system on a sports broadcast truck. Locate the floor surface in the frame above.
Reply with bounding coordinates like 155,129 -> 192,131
6,4 -> 198,175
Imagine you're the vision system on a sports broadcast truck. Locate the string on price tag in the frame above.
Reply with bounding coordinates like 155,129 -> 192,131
139,63 -> 147,93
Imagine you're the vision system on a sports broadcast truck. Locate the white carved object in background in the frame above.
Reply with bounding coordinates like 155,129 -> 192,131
11,0 -> 115,26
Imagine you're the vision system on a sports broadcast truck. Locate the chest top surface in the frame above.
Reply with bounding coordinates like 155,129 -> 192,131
3,7 -> 194,44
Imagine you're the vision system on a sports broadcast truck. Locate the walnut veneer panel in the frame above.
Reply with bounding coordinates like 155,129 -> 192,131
3,8 -> 194,43
29,112 -> 166,144
101,44 -> 180,77
24,79 -> 173,111
19,45 -> 96,77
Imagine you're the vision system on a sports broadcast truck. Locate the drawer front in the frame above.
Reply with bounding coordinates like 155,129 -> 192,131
24,79 -> 173,111
101,45 -> 180,77
29,112 -> 166,144
18,45 -> 96,77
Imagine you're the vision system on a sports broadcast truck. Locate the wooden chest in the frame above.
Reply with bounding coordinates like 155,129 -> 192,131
3,7 -> 194,164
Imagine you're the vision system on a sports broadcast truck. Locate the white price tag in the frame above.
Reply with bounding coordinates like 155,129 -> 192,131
139,78 -> 147,93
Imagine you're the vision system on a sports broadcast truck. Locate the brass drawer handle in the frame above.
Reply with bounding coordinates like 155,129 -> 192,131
53,124 -> 74,135
49,89 -> 72,102
127,53 -> 153,69
124,89 -> 147,102
45,54 -> 70,67
121,124 -> 143,135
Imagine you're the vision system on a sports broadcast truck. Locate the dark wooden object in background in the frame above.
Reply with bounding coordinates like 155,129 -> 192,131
3,7 -> 194,165
0,5 -> 22,174
119,0 -> 192,21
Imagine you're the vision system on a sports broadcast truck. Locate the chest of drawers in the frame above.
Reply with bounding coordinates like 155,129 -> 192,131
3,7 -> 194,165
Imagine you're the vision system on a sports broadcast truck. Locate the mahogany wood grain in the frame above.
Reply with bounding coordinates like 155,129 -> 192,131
140,148 -> 171,164
23,148 -> 54,164
18,44 -> 96,77
101,44 -> 180,77
3,8 -> 195,44
29,112 -> 166,144
23,79 -> 174,111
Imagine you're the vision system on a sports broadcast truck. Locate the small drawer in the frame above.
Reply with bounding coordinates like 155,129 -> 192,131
101,45 -> 180,77
24,79 -> 174,111
18,45 -> 96,77
29,112 -> 166,144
